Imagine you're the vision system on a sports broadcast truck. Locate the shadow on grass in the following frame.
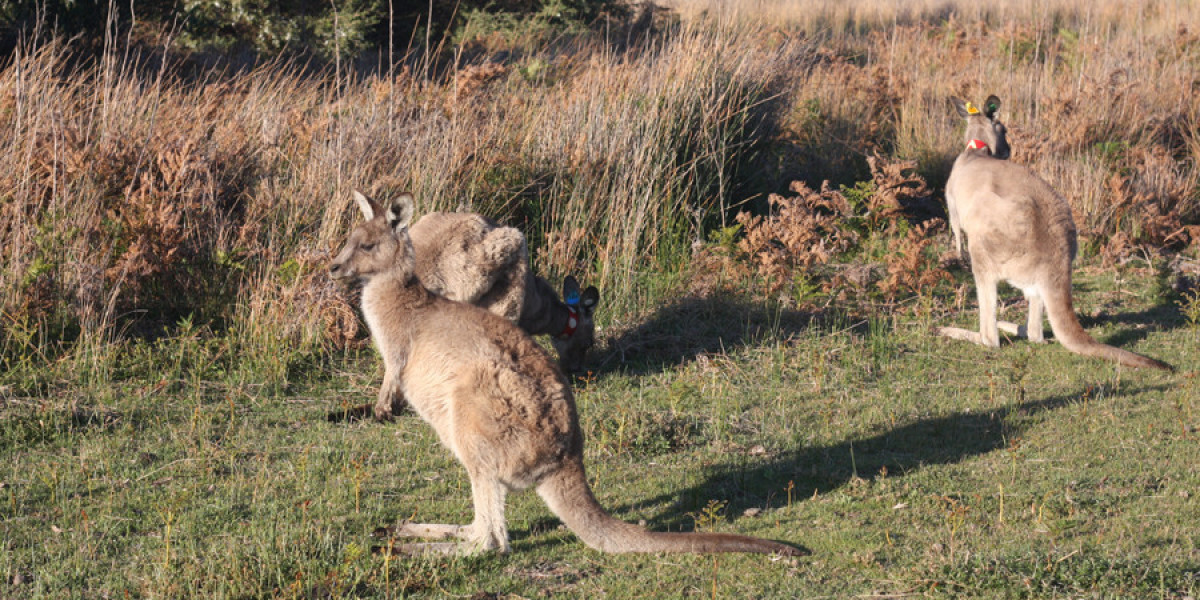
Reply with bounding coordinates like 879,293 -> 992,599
0,404 -> 138,451
589,384 -> 1169,536
1078,301 -> 1185,350
326,402 -> 375,423
590,294 -> 824,377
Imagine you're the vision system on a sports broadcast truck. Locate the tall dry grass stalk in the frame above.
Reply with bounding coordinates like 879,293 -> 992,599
0,19 -> 810,379
2,0 -> 1198,378
673,0 -> 1200,252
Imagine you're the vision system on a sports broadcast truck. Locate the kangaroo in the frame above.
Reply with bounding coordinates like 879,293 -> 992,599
330,191 -> 803,556
937,96 -> 1172,371
408,210 -> 600,375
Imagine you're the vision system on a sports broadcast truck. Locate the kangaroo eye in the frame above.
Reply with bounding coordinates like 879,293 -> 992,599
361,243 -> 376,251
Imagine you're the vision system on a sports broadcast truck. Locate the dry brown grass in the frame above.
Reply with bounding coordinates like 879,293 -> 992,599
674,0 -> 1200,289
2,0 -> 1198,373
0,22 -> 809,374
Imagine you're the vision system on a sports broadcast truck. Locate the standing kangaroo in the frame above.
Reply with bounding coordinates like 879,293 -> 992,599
330,191 -> 803,556
408,210 -> 600,375
937,96 -> 1172,371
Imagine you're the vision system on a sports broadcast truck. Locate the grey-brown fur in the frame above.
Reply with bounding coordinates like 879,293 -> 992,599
937,96 -> 1172,371
409,211 -> 600,374
330,191 -> 803,556
410,211 -> 530,322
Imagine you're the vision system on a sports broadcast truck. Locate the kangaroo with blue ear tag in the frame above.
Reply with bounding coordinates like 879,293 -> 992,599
548,275 -> 600,374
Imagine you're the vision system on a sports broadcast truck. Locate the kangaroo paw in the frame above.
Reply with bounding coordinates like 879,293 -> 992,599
374,397 -> 413,421
373,402 -> 394,422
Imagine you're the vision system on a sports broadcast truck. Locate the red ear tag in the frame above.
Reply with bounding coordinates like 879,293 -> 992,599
559,306 -> 580,339
967,139 -> 988,150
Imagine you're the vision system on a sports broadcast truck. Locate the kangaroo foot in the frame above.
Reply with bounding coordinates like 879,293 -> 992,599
997,321 -> 1047,344
935,326 -> 983,344
373,522 -> 468,541
372,542 -> 461,556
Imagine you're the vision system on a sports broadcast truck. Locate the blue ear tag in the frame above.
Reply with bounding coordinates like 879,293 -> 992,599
565,290 -> 580,307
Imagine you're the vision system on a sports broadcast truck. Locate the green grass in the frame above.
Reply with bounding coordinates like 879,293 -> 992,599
2,266 -> 1197,599
4,1 -> 1200,596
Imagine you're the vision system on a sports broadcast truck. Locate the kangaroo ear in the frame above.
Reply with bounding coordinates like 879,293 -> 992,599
387,192 -> 415,231
353,190 -> 378,221
950,97 -> 971,118
581,286 -> 599,309
984,95 -> 1001,119
563,275 -> 581,306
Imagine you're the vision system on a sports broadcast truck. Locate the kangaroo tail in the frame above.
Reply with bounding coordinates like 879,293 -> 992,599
536,459 -> 804,556
1043,283 -> 1173,371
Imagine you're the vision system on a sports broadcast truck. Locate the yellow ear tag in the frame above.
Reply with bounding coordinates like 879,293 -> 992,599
965,102 -> 980,115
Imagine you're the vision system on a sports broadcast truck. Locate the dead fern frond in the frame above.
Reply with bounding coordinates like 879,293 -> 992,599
735,181 -> 859,289
880,218 -> 951,301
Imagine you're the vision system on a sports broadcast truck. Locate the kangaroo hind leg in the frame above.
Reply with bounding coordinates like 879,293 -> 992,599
974,273 -> 1001,347
936,272 -> 1000,347
375,522 -> 470,541
373,476 -> 509,556
935,325 -> 983,344
1023,291 -> 1046,343
373,523 -> 468,556
996,290 -> 1045,343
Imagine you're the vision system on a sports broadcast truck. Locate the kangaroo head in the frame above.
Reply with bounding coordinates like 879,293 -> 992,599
330,190 -> 416,284
551,275 -> 600,374
951,95 -> 1010,159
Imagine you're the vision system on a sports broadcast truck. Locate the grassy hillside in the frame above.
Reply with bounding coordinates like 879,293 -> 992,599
2,0 -> 1198,597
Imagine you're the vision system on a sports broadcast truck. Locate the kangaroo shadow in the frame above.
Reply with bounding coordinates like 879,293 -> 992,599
590,295 -> 822,377
603,384 -> 1168,533
327,403 -> 375,423
1077,302 -> 1186,350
